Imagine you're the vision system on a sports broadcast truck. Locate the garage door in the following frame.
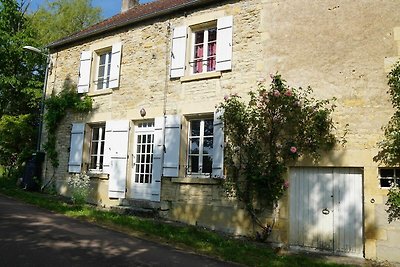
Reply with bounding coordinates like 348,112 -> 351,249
289,168 -> 363,257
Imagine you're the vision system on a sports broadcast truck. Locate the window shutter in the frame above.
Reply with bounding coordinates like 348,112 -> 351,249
77,51 -> 92,93
104,120 -> 129,199
109,42 -> 122,89
152,116 -> 164,202
216,16 -> 233,71
170,26 -> 187,78
212,109 -> 224,178
163,115 -> 181,177
68,123 -> 85,173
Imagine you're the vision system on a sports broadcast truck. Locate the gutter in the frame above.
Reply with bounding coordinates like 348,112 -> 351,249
47,0 -> 217,49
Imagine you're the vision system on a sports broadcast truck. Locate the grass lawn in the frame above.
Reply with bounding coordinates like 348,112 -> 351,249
0,176 -> 361,267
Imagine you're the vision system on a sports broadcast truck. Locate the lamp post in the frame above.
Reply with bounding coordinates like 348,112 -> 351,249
23,45 -> 50,152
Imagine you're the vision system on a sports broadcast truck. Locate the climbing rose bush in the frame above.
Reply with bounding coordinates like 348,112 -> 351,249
219,74 -> 338,238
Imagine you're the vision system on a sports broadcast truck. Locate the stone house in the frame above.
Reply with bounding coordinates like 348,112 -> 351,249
44,0 -> 400,262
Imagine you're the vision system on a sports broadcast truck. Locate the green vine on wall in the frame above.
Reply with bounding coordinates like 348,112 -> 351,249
374,62 -> 400,223
219,74 -> 340,240
43,82 -> 92,169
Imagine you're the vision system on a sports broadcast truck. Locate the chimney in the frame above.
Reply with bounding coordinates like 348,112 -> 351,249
121,0 -> 139,13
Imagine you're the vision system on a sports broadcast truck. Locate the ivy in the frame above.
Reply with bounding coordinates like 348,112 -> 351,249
375,62 -> 400,222
43,82 -> 92,169
219,74 -> 339,240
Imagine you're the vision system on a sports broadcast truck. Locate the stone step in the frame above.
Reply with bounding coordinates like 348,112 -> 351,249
119,198 -> 161,210
110,205 -> 158,218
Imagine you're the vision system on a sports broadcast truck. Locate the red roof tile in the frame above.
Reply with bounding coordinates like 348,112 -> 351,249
48,0 -> 217,49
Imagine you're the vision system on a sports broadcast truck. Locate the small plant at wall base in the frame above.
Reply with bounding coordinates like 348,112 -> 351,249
67,172 -> 91,206
43,81 -> 92,169
219,74 -> 339,240
374,62 -> 400,222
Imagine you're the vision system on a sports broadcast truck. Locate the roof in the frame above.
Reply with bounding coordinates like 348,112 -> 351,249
48,0 -> 217,49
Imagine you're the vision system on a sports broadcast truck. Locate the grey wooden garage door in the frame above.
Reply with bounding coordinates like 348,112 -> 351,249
289,168 -> 363,257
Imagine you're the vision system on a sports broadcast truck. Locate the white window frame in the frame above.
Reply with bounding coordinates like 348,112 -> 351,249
190,25 -> 217,74
379,168 -> 400,188
89,124 -> 106,172
95,50 -> 112,90
186,118 -> 214,177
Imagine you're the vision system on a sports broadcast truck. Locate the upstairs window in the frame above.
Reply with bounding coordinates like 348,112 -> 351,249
192,27 -> 217,74
170,16 -> 233,79
379,168 -> 400,188
96,50 -> 112,90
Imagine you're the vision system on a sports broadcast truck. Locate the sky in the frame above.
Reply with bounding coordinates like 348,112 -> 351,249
29,0 -> 154,19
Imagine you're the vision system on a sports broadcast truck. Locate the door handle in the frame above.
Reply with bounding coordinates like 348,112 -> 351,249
322,208 -> 330,215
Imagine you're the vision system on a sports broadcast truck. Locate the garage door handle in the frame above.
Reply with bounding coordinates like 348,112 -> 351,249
322,208 -> 330,215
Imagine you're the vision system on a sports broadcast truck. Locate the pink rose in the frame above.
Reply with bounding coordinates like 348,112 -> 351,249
285,90 -> 292,97
290,146 -> 297,153
273,90 -> 280,97
283,180 -> 289,189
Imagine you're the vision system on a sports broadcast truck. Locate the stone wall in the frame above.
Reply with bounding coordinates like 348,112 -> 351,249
43,0 -> 400,262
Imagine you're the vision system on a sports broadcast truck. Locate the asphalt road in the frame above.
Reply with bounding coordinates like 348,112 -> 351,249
0,194 -> 240,267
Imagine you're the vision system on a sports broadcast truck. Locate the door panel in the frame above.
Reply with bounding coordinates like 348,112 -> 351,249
289,167 -> 363,256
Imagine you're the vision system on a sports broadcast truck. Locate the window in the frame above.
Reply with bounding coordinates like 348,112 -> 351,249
187,118 -> 214,176
96,50 -> 112,90
379,168 -> 400,188
77,42 -> 122,93
89,125 -> 105,171
191,27 -> 217,74
170,16 -> 233,79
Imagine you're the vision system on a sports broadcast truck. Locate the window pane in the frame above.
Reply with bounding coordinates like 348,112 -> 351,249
189,156 -> 199,173
91,142 -> 99,155
92,128 -> 100,140
203,156 -> 212,174
189,138 -> 200,154
190,121 -> 201,136
194,31 -> 204,44
90,156 -> 97,169
208,28 -> 217,42
204,119 -> 213,136
99,54 -> 106,65
203,137 -> 213,155
380,169 -> 394,177
380,178 -> 393,188
99,156 -> 103,169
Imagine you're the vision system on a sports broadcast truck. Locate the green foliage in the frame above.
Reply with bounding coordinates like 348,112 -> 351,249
0,0 -> 43,174
386,185 -> 400,223
29,0 -> 101,45
44,82 -> 92,168
375,62 -> 400,223
220,74 -> 337,238
375,62 -> 400,165
0,114 -> 36,174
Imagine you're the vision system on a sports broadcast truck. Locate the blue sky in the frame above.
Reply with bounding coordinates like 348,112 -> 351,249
29,0 -> 154,18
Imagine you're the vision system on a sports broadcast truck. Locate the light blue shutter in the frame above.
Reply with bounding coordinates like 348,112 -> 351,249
163,115 -> 181,177
105,120 -> 129,199
109,42 -> 122,89
212,109 -> 224,178
170,26 -> 187,78
216,16 -> 233,71
77,51 -> 92,93
68,123 -> 85,173
152,117 -> 164,202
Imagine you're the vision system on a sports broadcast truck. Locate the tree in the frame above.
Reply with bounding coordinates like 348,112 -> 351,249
220,74 -> 338,240
29,0 -> 102,45
374,62 -> 400,222
0,0 -> 44,175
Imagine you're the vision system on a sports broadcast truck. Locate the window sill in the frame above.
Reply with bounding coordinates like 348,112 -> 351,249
180,71 -> 221,83
87,172 -> 109,180
171,177 -> 222,185
87,88 -> 113,97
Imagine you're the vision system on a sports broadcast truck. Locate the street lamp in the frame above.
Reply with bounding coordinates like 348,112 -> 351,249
23,45 -> 51,152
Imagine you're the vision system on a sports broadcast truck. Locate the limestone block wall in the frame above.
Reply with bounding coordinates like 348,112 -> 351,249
43,0 -> 400,262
